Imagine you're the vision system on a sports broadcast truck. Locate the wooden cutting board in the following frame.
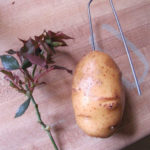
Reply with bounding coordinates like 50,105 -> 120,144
0,0 -> 150,150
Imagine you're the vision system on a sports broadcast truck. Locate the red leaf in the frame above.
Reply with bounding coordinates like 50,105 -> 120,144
19,38 -> 27,44
6,49 -> 17,55
47,31 -> 73,40
16,30 -> 73,68
14,75 -> 20,85
35,35 -> 44,43
55,32 -> 73,39
46,54 -> 55,64
0,69 -> 14,80
47,31 -> 57,38
0,68 -> 23,85
24,54 -> 46,67
20,38 -> 38,55
52,65 -> 72,74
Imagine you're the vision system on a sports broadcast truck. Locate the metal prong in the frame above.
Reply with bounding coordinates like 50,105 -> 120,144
109,0 -> 141,95
88,0 -> 95,50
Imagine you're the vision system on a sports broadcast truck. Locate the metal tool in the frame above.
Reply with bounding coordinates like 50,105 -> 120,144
88,0 -> 141,95
88,0 -> 96,50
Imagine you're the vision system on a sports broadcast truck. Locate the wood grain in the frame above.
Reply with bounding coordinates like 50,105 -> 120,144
0,0 -> 150,150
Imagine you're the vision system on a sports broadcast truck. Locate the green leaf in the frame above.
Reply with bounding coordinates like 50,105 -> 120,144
45,39 -> 52,45
22,59 -> 32,69
52,42 -> 63,47
0,55 -> 20,70
15,98 -> 31,118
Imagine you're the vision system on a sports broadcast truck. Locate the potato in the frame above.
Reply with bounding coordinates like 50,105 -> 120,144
72,51 -> 125,138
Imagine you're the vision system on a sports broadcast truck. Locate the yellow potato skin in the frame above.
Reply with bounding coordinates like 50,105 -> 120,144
72,51 -> 125,138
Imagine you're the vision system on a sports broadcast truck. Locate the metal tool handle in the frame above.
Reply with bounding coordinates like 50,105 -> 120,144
88,0 -> 95,50
109,0 -> 141,95
88,0 -> 141,95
